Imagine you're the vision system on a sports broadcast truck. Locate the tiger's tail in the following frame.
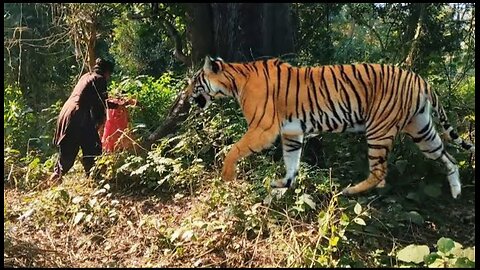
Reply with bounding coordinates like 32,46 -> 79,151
427,86 -> 475,153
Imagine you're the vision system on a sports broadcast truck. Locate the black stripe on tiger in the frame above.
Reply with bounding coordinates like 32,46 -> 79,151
339,65 -> 363,120
189,57 -> 474,199
252,67 -> 271,128
284,65 -> 291,109
295,68 -> 301,118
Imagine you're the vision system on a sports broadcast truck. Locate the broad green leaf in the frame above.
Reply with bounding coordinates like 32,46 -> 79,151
437,237 -> 455,254
423,184 -> 442,198
72,196 -> 83,204
397,244 -> 430,264
329,236 -> 340,247
455,257 -> 475,268
406,191 -> 421,203
73,212 -> 85,225
404,211 -> 424,225
424,252 -> 441,265
353,217 -> 366,226
339,212 -> 350,226
395,160 -> 408,175
354,202 -> 362,215
300,194 -> 316,210
428,258 -> 446,268
461,247 -> 475,262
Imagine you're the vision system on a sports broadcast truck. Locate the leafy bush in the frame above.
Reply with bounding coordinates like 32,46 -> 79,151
396,237 -> 475,268
109,73 -> 182,138
4,83 -> 62,189
4,84 -> 36,153
109,11 -> 184,77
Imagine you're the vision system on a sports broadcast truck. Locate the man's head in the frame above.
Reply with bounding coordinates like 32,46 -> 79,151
93,58 -> 114,80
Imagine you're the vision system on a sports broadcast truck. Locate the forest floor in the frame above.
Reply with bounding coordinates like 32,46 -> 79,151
4,162 -> 476,267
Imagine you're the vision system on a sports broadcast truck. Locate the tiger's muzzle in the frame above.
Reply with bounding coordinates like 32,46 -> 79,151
190,92 -> 213,110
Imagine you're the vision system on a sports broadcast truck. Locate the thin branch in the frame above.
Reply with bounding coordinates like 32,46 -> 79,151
17,3 -> 23,84
403,3 -> 426,69
348,5 -> 385,52
125,4 -> 192,65
5,31 -> 71,49
156,4 -> 192,65
452,55 -> 474,92
161,17 -> 190,65
126,13 -> 152,20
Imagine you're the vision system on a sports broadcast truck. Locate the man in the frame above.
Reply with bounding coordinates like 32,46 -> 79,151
49,58 -> 116,183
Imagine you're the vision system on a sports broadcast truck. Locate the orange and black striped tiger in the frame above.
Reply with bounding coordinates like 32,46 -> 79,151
187,56 -> 475,198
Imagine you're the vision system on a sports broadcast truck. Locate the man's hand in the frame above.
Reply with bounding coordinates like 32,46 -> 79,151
126,98 -> 138,107
97,123 -> 105,138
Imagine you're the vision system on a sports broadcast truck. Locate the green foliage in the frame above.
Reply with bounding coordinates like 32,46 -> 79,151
396,237 -> 475,268
293,3 -> 344,64
92,97 -> 247,192
109,5 -> 185,77
4,83 -> 61,154
3,2 -> 476,268
4,3 -> 78,110
4,84 -> 36,152
109,73 -> 182,136
4,147 -> 57,190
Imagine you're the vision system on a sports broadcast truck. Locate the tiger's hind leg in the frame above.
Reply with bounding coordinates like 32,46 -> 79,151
342,129 -> 395,196
271,133 -> 304,188
403,110 -> 461,198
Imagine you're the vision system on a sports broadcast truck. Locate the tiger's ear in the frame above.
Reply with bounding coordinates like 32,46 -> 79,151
203,55 -> 222,73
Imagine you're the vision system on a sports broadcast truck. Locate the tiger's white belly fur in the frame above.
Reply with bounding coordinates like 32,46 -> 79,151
281,118 -> 365,135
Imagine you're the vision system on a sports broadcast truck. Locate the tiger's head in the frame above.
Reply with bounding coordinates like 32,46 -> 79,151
187,56 -> 236,110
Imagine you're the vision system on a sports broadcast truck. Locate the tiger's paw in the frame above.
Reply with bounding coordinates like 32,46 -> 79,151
447,167 -> 461,199
376,179 -> 386,188
342,185 -> 375,196
221,165 -> 236,181
270,178 -> 293,189
341,185 -> 357,196
450,184 -> 461,199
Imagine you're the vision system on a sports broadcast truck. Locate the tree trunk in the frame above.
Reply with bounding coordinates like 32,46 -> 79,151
267,3 -> 295,57
186,3 -> 215,64
146,90 -> 191,143
210,3 -> 294,61
146,3 -> 295,146
403,3 -> 426,70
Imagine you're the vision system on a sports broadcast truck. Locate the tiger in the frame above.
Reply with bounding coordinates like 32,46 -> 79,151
186,56 -> 475,199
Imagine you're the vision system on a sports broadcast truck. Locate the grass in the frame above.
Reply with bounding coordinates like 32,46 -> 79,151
3,156 -> 476,267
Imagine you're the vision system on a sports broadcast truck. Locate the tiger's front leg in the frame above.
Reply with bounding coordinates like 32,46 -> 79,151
271,134 -> 304,188
221,128 -> 278,181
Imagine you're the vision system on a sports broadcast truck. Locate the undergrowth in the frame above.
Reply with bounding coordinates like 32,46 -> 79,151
4,97 -> 475,267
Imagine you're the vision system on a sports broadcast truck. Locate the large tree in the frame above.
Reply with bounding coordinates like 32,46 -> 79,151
146,3 -> 295,144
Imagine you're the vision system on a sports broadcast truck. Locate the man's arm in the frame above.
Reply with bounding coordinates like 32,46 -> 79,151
90,77 -> 109,128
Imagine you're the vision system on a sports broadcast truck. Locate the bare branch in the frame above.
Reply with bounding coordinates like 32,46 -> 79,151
347,5 -> 385,52
402,3 -> 426,69
125,4 -> 192,66
145,88 -> 191,146
161,17 -> 190,65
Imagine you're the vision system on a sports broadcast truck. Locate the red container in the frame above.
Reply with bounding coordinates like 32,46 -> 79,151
101,98 -> 136,152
